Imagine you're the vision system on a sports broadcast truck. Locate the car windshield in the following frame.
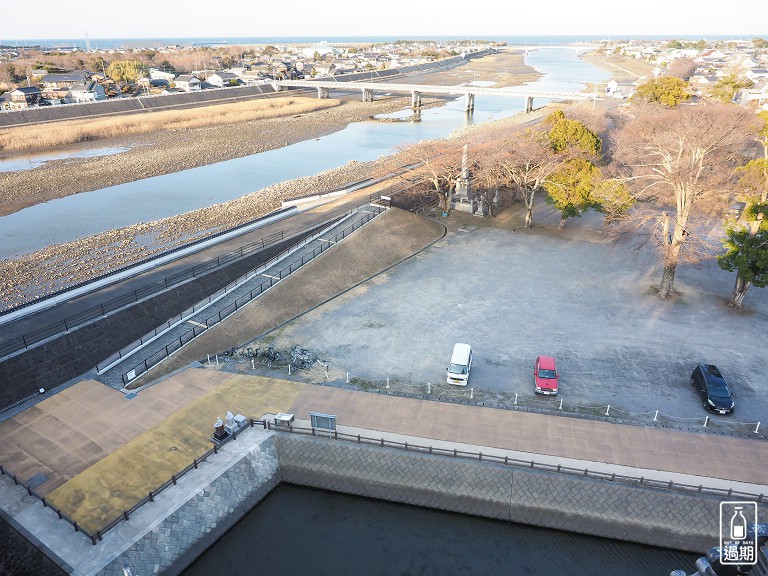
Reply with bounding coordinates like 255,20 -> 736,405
448,363 -> 467,375
538,369 -> 557,379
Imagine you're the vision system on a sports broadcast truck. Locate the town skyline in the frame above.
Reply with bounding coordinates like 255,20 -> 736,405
4,0 -> 768,42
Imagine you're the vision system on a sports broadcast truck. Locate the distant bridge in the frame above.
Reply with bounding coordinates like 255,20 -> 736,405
274,80 -> 596,112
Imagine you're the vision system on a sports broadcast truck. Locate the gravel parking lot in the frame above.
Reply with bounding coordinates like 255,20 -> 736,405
249,202 -> 768,427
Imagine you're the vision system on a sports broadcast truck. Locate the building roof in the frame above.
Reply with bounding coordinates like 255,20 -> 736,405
41,71 -> 92,83
12,86 -> 42,94
175,75 -> 200,82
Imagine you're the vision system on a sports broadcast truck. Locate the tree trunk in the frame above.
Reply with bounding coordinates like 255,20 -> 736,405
728,275 -> 751,309
559,216 -> 566,229
657,262 -> 677,298
525,207 -> 533,228
657,211 -> 680,299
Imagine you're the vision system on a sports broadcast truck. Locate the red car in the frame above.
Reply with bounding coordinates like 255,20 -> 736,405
534,355 -> 559,395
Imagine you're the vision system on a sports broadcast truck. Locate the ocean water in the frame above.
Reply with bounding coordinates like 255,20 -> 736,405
4,34 -> 751,51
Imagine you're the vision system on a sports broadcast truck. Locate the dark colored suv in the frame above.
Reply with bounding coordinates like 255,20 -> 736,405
691,364 -> 734,415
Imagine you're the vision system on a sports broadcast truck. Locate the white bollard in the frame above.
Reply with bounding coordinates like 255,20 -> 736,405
558,399 -> 563,410
704,415 -> 709,428
514,393 -> 518,405
605,405 -> 610,417
346,372 -> 349,384
755,422 -> 761,434
386,378 -> 390,389
654,410 -> 658,422
470,388 -> 474,399
427,382 -> 431,394
251,359 -> 255,370
207,354 -> 210,364
288,363 -> 291,375
215,355 -> 219,365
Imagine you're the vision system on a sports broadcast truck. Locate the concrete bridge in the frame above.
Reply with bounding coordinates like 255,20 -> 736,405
274,80 -> 596,113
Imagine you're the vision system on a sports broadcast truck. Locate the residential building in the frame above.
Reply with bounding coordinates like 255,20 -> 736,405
174,75 -> 202,91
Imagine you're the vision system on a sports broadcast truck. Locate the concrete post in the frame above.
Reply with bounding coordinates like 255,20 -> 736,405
465,93 -> 475,112
362,88 -> 373,102
525,96 -> 533,113
317,87 -> 329,99
411,91 -> 421,109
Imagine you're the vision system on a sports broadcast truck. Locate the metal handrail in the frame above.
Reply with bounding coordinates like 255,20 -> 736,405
0,464 -> 98,545
92,418 -> 268,542
95,211 -> 350,373
119,205 -> 386,385
0,208 -> 326,361
268,423 -> 767,503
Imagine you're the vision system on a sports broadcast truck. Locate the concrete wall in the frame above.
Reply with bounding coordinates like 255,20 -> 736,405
273,434 -> 752,553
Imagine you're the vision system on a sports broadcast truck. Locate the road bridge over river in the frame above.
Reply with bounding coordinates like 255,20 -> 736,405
275,79 -> 597,112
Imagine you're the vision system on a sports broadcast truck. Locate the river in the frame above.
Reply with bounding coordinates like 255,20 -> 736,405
0,47 -> 609,260
181,484 -> 699,576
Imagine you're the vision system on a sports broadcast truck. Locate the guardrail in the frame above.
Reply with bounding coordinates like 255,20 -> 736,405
0,208 -> 306,361
119,205 -> 386,386
269,422 -> 768,503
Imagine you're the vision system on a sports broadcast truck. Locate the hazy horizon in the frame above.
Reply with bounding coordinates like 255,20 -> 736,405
5,0 -> 767,42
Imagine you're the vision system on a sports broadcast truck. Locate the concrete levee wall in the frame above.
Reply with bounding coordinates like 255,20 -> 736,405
95,435 -> 279,576
273,434 -> 743,553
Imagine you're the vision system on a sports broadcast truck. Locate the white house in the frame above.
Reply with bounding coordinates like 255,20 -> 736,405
174,75 -> 202,91
206,72 -> 239,87
149,68 -> 176,82
66,81 -> 107,103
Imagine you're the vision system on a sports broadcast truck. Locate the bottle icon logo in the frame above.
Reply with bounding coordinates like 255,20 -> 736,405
730,506 -> 747,540
720,501 -> 758,566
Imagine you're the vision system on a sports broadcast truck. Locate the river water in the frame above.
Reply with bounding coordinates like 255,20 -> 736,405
0,47 -> 608,260
181,484 -> 698,576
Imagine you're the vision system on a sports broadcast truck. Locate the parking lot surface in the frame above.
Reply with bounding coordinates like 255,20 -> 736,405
258,207 -> 768,426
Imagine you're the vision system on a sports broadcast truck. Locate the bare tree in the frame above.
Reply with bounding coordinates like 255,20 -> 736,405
613,102 -> 759,298
382,139 -> 465,213
499,129 -> 568,228
665,57 -> 698,80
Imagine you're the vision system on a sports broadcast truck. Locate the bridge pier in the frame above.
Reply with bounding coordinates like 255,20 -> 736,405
411,91 -> 422,110
525,96 -> 533,113
465,93 -> 475,112
317,87 -> 330,99
362,88 -> 374,102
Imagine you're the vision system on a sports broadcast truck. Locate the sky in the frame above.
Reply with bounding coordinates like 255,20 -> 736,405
3,0 -> 768,40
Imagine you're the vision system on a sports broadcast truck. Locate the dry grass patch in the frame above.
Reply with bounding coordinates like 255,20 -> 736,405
0,97 -> 340,152
45,372 -> 303,534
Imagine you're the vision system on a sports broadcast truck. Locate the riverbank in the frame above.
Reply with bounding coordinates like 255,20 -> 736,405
0,50 -> 538,218
0,50 -> 542,311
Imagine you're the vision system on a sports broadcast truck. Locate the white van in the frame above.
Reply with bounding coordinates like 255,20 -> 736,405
447,343 -> 472,385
